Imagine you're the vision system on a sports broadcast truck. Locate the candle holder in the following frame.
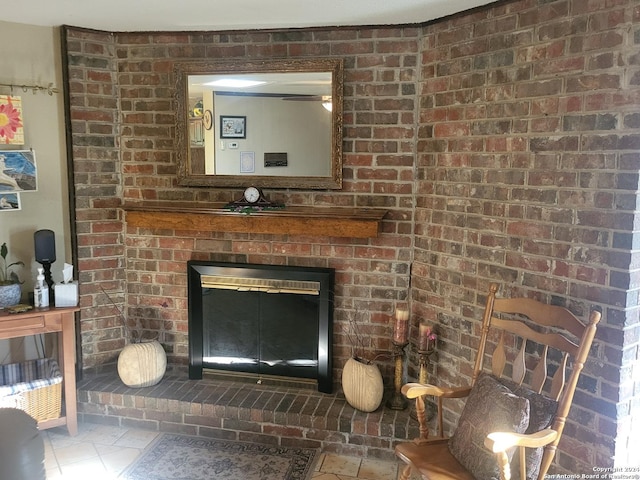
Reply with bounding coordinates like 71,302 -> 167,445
418,347 -> 435,384
386,340 -> 409,410
410,347 -> 437,422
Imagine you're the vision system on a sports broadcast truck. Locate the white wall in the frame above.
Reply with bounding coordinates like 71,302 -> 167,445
212,95 -> 332,176
0,21 -> 70,361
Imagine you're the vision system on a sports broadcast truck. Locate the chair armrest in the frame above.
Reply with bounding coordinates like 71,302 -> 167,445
401,382 -> 472,399
484,428 -> 559,453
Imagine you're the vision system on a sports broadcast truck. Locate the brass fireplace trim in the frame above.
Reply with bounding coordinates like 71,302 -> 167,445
200,274 -> 320,295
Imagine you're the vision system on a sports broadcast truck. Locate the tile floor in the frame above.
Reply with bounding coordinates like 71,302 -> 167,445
43,422 -> 405,480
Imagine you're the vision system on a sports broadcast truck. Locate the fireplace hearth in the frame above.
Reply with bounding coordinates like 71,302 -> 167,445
187,261 -> 334,393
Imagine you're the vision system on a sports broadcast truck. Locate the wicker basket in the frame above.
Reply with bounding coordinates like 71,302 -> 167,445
0,358 -> 62,422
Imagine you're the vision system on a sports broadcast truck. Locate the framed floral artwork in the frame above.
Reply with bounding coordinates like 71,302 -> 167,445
0,95 -> 24,145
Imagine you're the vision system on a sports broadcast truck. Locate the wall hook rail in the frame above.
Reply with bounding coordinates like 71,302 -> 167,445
0,82 -> 59,95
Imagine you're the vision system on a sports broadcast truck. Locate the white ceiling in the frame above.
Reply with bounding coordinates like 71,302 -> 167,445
1,0 -> 499,32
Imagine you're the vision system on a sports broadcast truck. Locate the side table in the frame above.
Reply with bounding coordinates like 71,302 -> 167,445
0,306 -> 79,435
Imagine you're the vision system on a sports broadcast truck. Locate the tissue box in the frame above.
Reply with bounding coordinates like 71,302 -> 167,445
54,281 -> 78,307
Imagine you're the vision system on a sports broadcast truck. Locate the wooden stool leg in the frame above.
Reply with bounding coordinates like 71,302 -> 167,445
399,464 -> 413,480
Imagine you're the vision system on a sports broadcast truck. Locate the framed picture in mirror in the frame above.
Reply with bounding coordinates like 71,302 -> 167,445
220,116 -> 246,139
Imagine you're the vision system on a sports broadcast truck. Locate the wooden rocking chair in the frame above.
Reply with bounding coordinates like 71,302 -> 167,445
395,283 -> 601,480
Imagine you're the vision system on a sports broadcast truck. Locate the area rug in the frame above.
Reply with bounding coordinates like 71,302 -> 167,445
120,433 -> 320,480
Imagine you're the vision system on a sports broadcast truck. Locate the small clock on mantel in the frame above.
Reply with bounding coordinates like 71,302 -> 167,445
225,186 -> 283,208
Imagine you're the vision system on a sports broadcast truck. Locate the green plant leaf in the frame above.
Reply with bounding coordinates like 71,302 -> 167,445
0,242 -> 24,284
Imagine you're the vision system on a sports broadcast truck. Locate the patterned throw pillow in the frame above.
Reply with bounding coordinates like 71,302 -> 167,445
498,377 -> 559,480
448,373 -> 530,480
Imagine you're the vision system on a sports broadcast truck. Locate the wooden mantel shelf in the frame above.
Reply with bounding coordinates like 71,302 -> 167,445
124,202 -> 387,238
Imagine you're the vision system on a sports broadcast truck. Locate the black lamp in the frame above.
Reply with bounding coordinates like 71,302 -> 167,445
34,229 -> 56,298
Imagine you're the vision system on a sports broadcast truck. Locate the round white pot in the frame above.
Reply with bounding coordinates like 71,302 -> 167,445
117,340 -> 167,388
341,357 -> 384,412
0,283 -> 21,308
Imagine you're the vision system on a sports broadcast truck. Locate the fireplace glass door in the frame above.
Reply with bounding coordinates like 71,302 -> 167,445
203,289 -> 320,379
188,261 -> 334,392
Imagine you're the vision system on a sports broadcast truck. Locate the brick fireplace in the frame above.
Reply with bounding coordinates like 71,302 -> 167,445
64,0 -> 639,471
65,22 -> 416,383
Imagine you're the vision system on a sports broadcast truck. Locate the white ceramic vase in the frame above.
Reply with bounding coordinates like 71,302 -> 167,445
341,356 -> 384,412
117,340 -> 167,388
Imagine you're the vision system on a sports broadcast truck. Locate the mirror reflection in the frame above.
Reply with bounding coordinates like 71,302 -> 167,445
175,59 -> 343,189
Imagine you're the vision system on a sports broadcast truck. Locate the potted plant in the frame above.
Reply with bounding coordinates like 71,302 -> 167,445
0,242 -> 24,308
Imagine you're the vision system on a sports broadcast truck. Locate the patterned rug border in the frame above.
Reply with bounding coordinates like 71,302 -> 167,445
121,433 -> 321,480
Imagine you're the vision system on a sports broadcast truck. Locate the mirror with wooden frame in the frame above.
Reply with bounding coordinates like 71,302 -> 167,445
175,58 -> 343,189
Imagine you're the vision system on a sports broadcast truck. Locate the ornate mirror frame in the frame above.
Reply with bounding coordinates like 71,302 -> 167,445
175,58 -> 344,189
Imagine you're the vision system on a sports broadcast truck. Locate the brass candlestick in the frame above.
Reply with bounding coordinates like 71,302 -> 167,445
418,347 -> 435,384
386,340 -> 409,410
410,347 -> 436,421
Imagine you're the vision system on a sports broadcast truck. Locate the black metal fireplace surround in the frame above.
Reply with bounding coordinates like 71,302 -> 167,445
187,261 -> 334,393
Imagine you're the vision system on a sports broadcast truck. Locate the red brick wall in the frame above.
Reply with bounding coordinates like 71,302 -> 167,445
62,0 -> 640,473
64,27 -> 419,389
412,0 -> 640,472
